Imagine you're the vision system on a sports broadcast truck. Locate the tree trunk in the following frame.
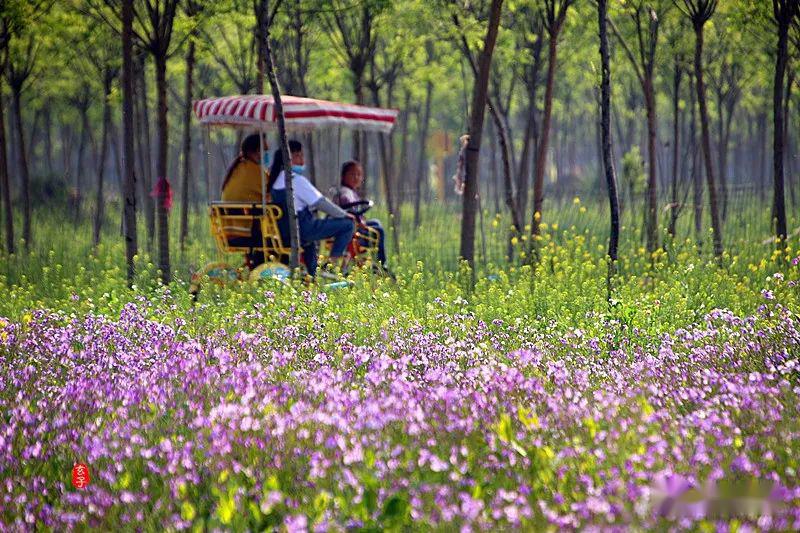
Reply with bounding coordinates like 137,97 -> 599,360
668,59 -> 682,238
94,73 -> 113,248
644,74 -> 658,252
598,0 -> 620,265
122,0 -> 138,283
459,0 -> 504,267
180,37 -> 196,252
27,110 -> 41,178
516,93 -> 536,224
255,0 -> 267,94
786,70 -> 796,208
136,59 -> 156,248
773,13 -> 789,245
757,112 -> 767,202
488,103 -> 522,258
0,75 -> 13,254
414,80 -> 433,228
724,99 -> 735,213
11,88 -> 31,248
372,84 -> 401,255
112,124 -> 123,194
693,24 -> 723,258
377,131 -> 400,254
353,80 -> 366,195
59,124 -> 72,186
43,107 -> 54,175
691,75 -> 703,247
154,54 -> 171,283
715,90 -> 725,221
74,105 -> 90,223
488,119 -> 500,213
531,31 -> 559,241
396,90 -> 411,206
262,14 -> 301,269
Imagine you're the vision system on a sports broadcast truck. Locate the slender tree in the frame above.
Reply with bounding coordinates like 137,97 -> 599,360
272,0 -> 318,181
122,0 -> 138,283
5,33 -> 38,249
69,87 -> 91,222
132,52 -> 155,247
367,37 -> 403,252
531,0 -> 575,244
149,1 -> 181,283
678,0 -> 723,258
667,55 -> 684,238
260,0 -> 300,269
458,0 -> 504,267
396,89 -> 411,205
1,0 -> 47,253
517,8 -> 545,225
707,31 -> 743,222
602,0 -> 665,252
623,2 -> 662,253
598,0 -> 620,267
414,75 -> 433,228
254,0 -> 268,93
93,66 -> 117,247
453,10 -> 523,258
688,71 -> 703,246
0,44 -> 12,254
180,0 -> 204,252
254,0 -> 285,93
771,0 -> 799,247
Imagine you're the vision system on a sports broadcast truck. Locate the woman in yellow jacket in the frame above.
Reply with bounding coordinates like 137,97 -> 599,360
221,133 -> 269,265
221,133 -> 269,202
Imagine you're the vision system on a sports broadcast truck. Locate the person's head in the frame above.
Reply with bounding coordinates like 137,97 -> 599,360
268,139 -> 305,189
340,160 -> 363,190
289,139 -> 303,166
240,133 -> 268,164
222,133 -> 268,191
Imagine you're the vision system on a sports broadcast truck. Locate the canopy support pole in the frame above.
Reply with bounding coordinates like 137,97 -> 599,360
259,129 -> 267,211
336,127 -> 342,187
203,126 -> 212,203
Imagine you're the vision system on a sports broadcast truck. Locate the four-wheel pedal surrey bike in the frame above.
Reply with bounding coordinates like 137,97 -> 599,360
189,94 -> 399,297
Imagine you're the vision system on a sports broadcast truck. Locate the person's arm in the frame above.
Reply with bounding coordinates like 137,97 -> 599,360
338,187 -> 359,206
312,196 -> 349,218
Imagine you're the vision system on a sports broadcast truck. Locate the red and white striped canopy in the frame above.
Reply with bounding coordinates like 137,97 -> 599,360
193,95 -> 398,133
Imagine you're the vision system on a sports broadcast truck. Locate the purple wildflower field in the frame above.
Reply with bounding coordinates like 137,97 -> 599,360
2,276 -> 800,531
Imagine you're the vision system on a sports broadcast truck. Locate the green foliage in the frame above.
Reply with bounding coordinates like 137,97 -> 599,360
621,145 -> 645,194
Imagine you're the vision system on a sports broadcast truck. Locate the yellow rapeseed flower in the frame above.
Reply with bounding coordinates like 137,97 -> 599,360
573,196 -> 581,205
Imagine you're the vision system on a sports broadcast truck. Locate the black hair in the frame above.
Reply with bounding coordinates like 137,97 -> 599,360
241,133 -> 265,156
268,139 -> 303,190
340,160 -> 361,185
221,133 -> 267,191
